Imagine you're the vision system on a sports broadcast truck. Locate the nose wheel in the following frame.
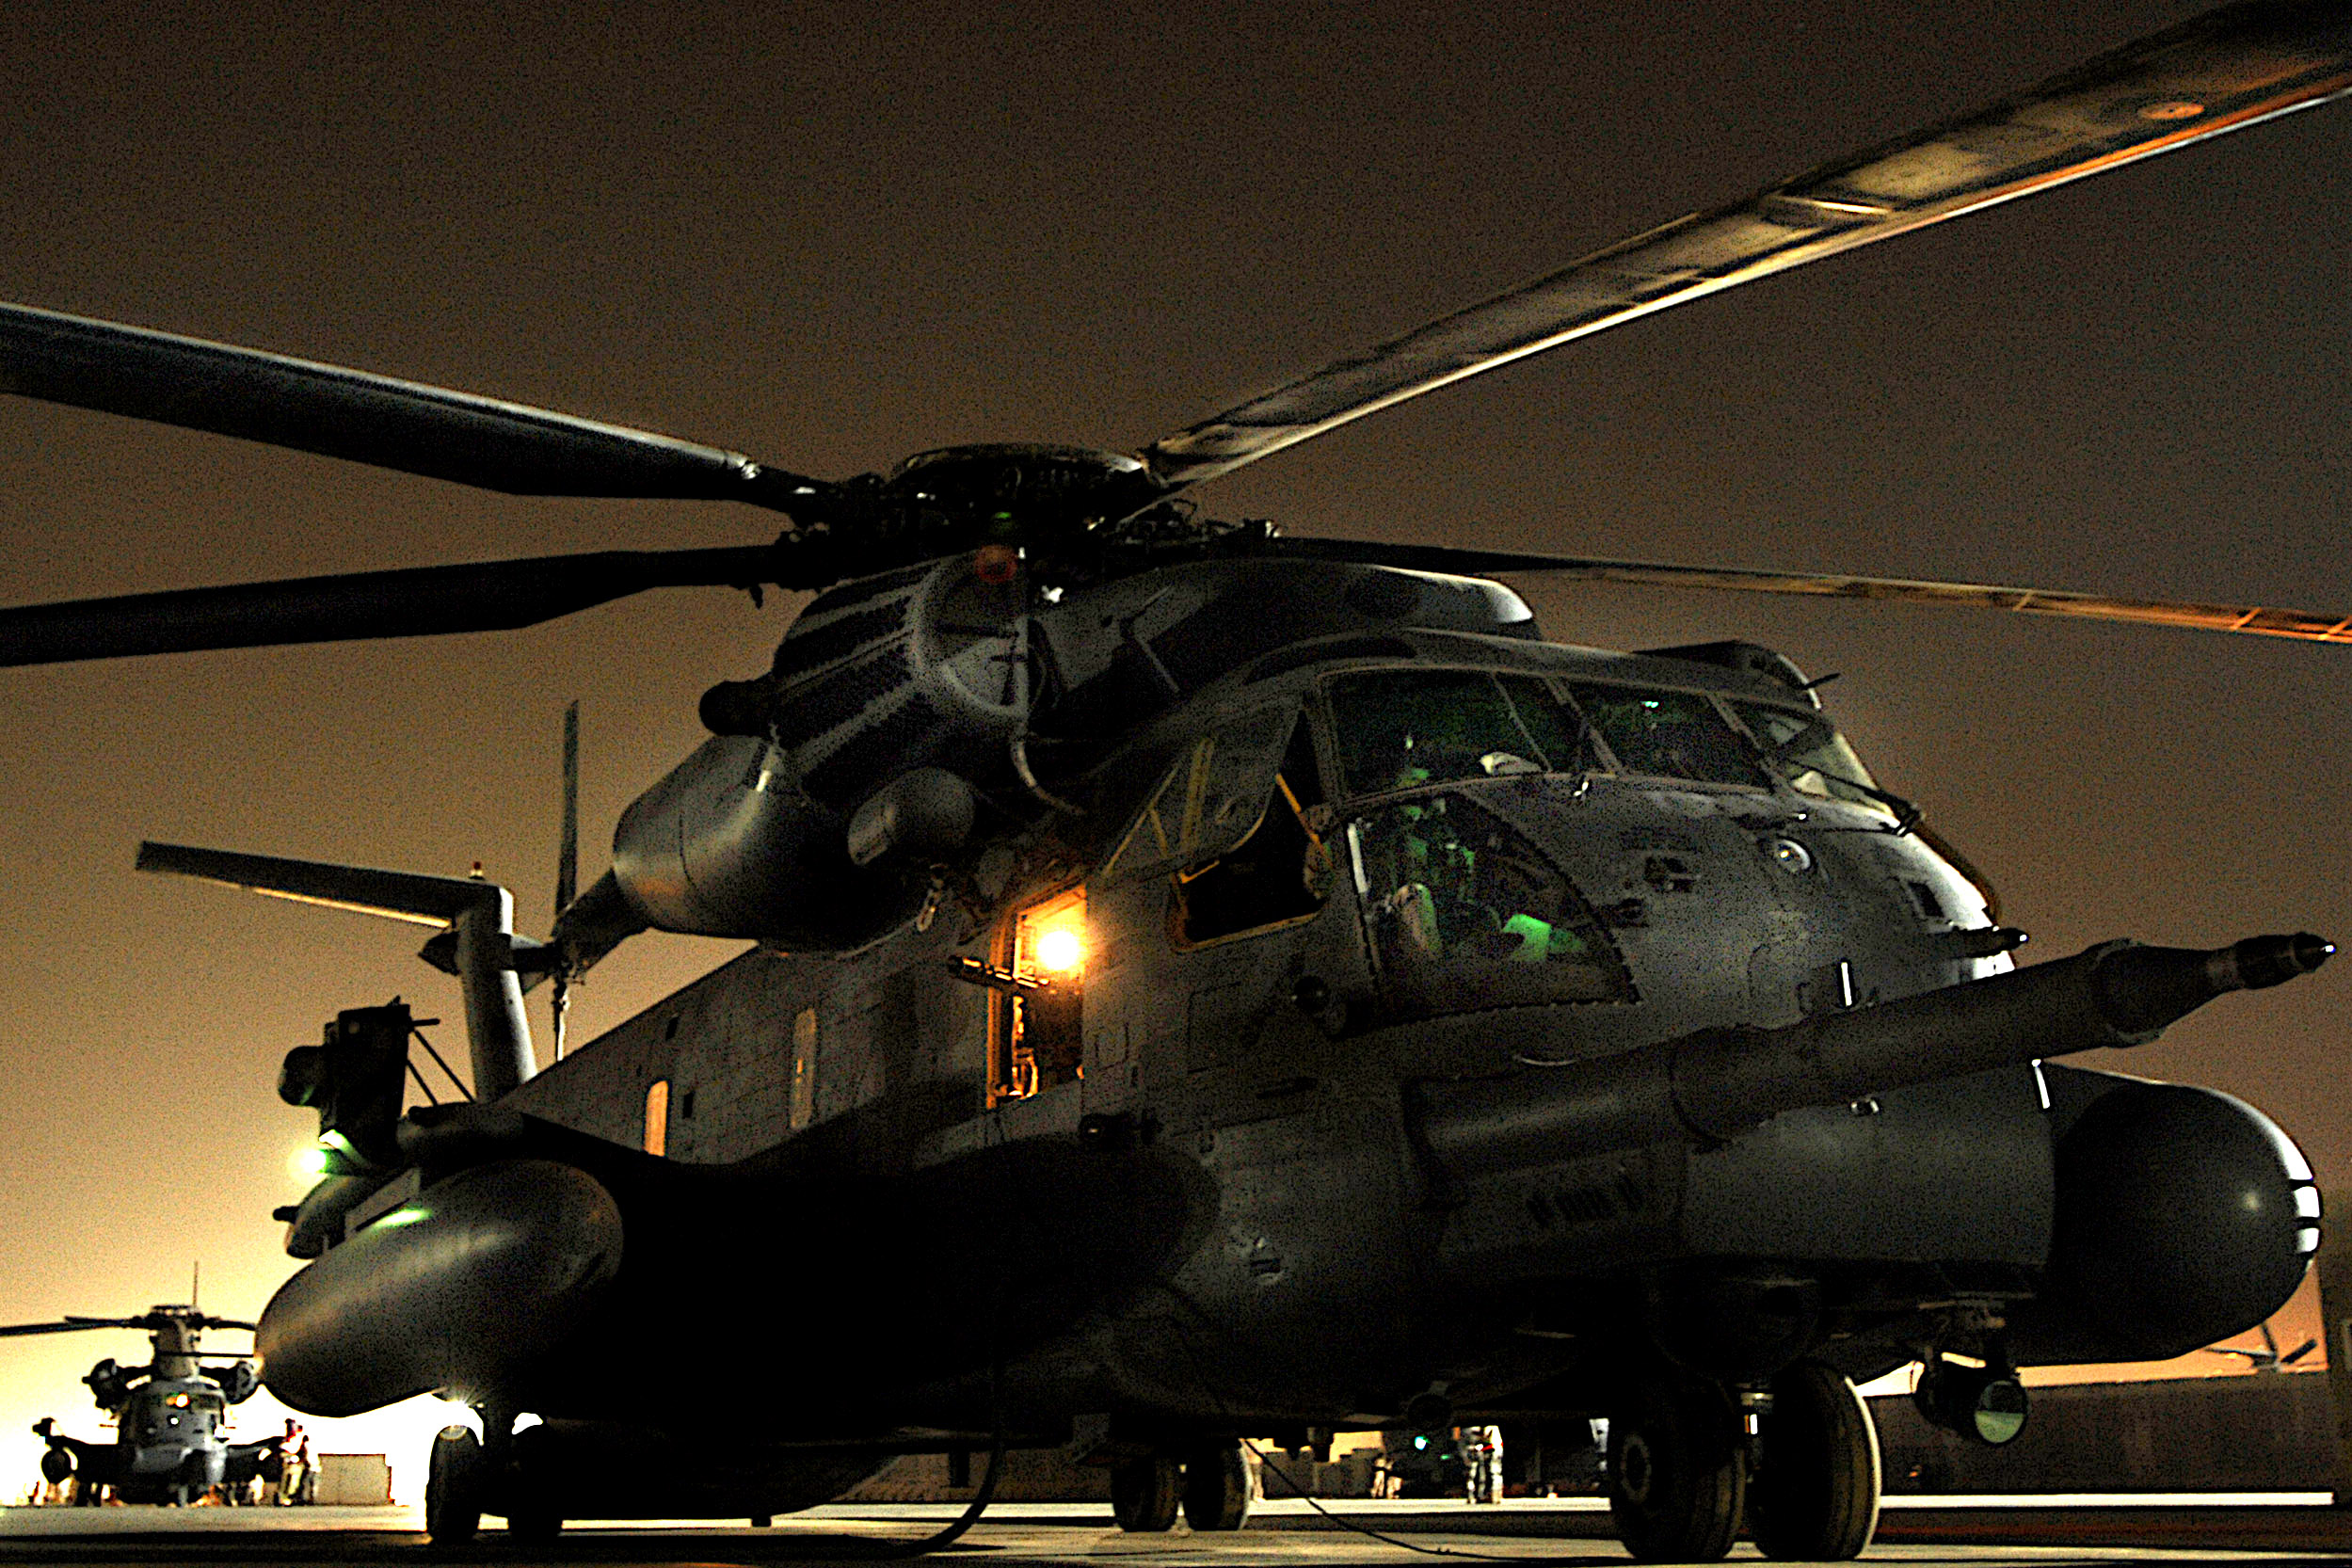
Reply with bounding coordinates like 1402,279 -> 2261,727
1748,1360 -> 1881,1560
1607,1374 -> 1745,1562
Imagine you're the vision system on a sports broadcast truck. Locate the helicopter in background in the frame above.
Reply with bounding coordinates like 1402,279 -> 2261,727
5,1306 -> 278,1505
0,0 -> 2347,1559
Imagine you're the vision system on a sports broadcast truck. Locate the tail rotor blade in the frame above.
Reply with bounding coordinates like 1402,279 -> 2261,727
552,700 -> 581,1061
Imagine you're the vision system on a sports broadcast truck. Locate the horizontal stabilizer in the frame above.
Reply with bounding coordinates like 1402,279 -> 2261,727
136,840 -> 504,928
139,840 -> 539,1101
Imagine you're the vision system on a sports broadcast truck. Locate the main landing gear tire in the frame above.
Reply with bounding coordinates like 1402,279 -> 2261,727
425,1426 -> 484,1547
1111,1454 -> 1180,1532
1608,1374 -> 1746,1562
1750,1360 -> 1881,1561
1181,1441 -> 1252,1531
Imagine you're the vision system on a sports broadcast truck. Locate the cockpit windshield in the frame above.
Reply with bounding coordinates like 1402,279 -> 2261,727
1329,670 -> 1592,797
1727,700 -> 1893,817
1325,668 -> 1889,806
1566,683 -> 1771,788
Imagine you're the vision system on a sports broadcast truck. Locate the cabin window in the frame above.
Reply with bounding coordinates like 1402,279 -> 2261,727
1350,792 -> 1631,1019
991,888 -> 1086,1104
789,1009 -> 818,1132
1329,670 -> 1595,798
1175,715 -> 1333,944
1727,701 -> 1895,818
643,1080 -> 669,1157
1567,682 -> 1770,788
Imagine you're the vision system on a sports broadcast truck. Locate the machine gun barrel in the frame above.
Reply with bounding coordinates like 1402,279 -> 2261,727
1415,933 -> 2331,1178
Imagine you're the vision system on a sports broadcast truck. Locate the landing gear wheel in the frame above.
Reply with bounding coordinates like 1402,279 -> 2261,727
1110,1454 -> 1180,1532
425,1426 -> 484,1546
1750,1360 -> 1880,1560
1608,1374 -> 1746,1562
1181,1441 -> 1252,1531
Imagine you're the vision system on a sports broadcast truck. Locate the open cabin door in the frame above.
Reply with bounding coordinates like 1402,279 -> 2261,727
988,888 -> 1088,1106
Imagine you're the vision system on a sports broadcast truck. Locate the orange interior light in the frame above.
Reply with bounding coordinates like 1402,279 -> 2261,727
1016,888 -> 1087,979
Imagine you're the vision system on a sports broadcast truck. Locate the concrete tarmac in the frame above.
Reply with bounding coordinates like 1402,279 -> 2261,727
4,1496 -> 2348,1565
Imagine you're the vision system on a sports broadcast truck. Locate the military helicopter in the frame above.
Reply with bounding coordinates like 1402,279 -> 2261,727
4,1305 -> 277,1505
0,0 -> 2346,1557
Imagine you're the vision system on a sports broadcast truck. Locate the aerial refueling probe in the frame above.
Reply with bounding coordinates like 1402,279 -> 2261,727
1413,934 -> 2334,1176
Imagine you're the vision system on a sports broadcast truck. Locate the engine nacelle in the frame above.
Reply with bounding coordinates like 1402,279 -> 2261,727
699,553 -> 1030,805
2011,1074 -> 2320,1364
615,555 -> 1021,944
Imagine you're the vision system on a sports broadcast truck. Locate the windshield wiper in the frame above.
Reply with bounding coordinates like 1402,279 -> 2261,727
1758,743 -> 1922,837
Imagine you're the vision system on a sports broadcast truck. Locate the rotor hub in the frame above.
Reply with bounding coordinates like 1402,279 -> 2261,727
879,444 -> 1158,538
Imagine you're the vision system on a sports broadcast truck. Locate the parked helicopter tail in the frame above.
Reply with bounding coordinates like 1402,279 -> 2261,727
551,699 -> 581,1060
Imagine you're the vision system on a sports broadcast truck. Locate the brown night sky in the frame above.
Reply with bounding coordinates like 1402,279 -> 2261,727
0,0 -> 2345,1496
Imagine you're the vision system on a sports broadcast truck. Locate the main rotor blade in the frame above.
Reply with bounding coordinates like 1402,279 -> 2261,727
0,545 -> 781,666
0,1320 -> 138,1336
1272,537 -> 2352,644
0,302 -> 830,513
1142,0 -> 2352,490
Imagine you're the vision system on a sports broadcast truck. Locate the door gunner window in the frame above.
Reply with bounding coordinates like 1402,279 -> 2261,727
992,889 -> 1086,1103
1330,670 -> 1595,797
1568,683 -> 1769,787
1350,792 -> 1631,1019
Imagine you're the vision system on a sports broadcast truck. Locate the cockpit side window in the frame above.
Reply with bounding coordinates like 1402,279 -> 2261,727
1329,669 -> 1592,797
1568,683 -> 1770,788
1726,701 -> 1894,818
1174,715 -> 1333,945
1350,792 -> 1632,1019
1099,708 -> 1294,884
